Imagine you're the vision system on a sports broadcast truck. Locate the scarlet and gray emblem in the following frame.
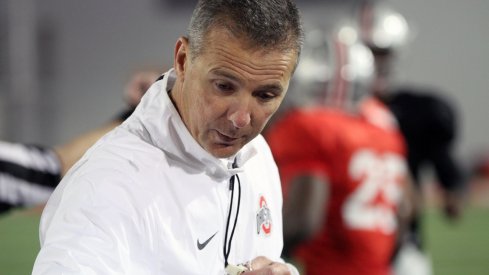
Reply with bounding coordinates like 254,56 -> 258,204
256,195 -> 272,235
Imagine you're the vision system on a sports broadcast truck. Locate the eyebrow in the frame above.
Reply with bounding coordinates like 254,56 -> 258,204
211,69 -> 284,93
211,69 -> 242,85
256,83 -> 284,94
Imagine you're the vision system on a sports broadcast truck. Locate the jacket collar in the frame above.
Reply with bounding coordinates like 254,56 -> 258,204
123,69 -> 256,181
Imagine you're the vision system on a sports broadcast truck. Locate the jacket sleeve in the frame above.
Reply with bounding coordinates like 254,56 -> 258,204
32,172 -> 159,275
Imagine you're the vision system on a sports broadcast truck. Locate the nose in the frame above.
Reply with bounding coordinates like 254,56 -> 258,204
228,100 -> 251,129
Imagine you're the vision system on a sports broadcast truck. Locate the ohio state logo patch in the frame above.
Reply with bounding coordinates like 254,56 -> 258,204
256,195 -> 272,235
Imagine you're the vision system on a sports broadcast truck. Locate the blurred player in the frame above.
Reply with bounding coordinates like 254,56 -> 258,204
0,69 -> 160,214
357,0 -> 466,274
266,24 -> 413,275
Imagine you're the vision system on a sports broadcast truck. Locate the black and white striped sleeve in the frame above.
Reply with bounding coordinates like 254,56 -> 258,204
0,141 -> 61,214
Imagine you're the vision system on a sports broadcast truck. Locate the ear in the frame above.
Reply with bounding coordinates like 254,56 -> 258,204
174,37 -> 190,79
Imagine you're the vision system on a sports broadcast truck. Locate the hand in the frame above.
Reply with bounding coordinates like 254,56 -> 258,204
442,189 -> 464,221
124,70 -> 160,108
243,256 -> 298,275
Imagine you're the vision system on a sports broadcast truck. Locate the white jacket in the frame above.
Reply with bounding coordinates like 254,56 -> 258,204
33,70 -> 285,274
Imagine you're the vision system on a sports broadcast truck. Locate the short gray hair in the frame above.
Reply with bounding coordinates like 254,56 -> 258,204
187,0 -> 303,60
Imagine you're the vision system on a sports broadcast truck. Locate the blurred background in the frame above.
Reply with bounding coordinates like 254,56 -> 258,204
0,0 -> 488,165
0,0 -> 488,274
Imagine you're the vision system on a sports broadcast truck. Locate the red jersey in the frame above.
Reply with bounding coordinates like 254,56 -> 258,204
266,99 -> 408,275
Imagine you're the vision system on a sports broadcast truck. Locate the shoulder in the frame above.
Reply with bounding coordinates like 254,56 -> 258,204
85,128 -> 168,174
389,86 -> 458,141
267,108 -> 343,142
390,86 -> 457,116
266,108 -> 347,165
54,129 -> 167,209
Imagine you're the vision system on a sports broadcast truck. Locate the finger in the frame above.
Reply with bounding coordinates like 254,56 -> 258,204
244,262 -> 291,275
249,256 -> 273,270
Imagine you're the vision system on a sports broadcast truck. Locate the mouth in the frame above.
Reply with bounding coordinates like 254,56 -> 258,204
207,129 -> 250,158
214,130 -> 242,145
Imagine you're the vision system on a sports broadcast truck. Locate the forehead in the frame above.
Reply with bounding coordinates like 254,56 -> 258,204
196,28 -> 298,82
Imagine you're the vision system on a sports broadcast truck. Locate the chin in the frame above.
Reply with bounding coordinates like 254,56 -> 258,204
209,146 -> 240,159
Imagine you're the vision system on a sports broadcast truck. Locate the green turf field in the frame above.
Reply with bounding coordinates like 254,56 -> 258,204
0,210 -> 40,275
0,207 -> 488,274
425,207 -> 489,275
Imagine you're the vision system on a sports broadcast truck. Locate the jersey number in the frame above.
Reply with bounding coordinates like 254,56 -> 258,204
342,149 -> 406,234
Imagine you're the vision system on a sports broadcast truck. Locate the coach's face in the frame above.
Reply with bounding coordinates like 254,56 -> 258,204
171,27 -> 298,158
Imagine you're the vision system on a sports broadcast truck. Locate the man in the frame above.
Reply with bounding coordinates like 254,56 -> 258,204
358,1 -> 465,274
33,0 -> 303,274
0,69 -> 159,215
266,24 -> 412,275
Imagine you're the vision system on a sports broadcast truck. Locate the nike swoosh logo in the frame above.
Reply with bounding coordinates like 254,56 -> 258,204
197,231 -> 218,250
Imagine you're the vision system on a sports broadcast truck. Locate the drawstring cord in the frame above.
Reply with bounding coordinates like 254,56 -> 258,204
223,160 -> 241,268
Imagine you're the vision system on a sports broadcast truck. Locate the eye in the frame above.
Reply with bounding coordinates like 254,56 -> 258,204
255,90 -> 280,102
214,81 -> 235,93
